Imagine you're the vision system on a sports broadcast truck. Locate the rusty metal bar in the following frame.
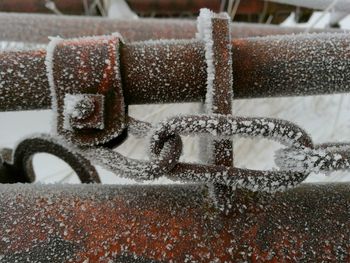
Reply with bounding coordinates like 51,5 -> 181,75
0,0 -> 310,19
0,183 -> 349,262
0,0 -> 93,15
0,12 -> 341,44
126,0 -> 221,14
200,12 -> 234,167
126,0 -> 276,15
2,33 -> 350,111
127,0 -> 311,24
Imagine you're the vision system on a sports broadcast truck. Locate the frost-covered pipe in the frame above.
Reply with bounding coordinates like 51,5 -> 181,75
2,33 -> 350,111
0,183 -> 349,262
0,12 -> 342,44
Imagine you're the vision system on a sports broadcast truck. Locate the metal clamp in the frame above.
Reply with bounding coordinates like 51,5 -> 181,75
46,34 -> 126,146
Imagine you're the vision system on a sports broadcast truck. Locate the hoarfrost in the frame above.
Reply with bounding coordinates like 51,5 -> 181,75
276,144 -> 350,174
45,36 -> 63,134
2,183 -> 348,261
196,8 -> 215,113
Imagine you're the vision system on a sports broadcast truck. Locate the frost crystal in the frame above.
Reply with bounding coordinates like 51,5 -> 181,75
197,8 -> 215,113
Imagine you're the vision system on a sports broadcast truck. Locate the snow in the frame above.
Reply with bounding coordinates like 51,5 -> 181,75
106,0 -> 138,20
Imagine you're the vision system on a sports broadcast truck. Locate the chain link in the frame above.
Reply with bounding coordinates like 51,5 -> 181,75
2,114 -> 350,192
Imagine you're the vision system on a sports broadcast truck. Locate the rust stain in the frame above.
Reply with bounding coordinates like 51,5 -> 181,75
1,184 -> 350,261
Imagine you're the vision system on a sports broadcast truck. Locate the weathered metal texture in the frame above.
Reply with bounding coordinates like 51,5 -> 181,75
0,136 -> 100,184
126,0 -> 310,23
0,49 -> 48,111
0,12 -> 342,44
2,33 -> 350,111
206,13 -> 234,167
48,35 -> 125,146
0,183 -> 349,262
146,114 -> 350,192
231,34 -> 350,99
196,12 -> 235,212
197,12 -> 234,211
0,0 -> 309,21
127,0 -> 221,14
0,0 -> 93,14
121,40 -> 207,106
103,33 -> 350,103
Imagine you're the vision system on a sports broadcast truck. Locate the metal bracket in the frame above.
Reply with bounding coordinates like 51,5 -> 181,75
46,34 -> 126,146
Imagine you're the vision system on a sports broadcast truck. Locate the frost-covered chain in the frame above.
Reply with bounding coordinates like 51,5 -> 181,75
147,114 -> 314,192
276,143 -> 350,175
80,116 -> 183,181
85,114 -> 315,192
4,114 -> 350,192
150,114 -> 350,188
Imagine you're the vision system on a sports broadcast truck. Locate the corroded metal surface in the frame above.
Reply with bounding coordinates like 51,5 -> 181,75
127,0 -> 221,14
0,136 -> 100,184
198,11 -> 234,208
0,49 -> 48,111
61,114 -> 350,194
2,33 -> 350,111
47,35 -> 125,146
0,0 -> 93,14
202,12 -> 234,166
0,12 -> 341,44
0,183 -> 349,262
1,9 -> 350,261
123,0 -> 311,23
0,0 -> 310,23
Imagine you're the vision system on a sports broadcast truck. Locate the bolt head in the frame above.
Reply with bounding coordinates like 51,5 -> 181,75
64,94 -> 105,130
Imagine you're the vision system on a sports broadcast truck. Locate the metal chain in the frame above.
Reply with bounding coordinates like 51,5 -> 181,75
81,114 -> 315,192
3,114 -> 350,192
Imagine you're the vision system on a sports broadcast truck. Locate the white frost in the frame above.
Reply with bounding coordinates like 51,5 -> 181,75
196,8 -> 215,114
45,36 -> 63,135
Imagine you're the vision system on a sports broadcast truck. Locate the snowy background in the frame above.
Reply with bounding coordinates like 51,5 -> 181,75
1,5 -> 350,184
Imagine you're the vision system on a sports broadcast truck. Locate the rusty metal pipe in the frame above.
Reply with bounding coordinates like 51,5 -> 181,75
0,0 -> 94,15
126,0 -> 222,14
0,12 -> 342,44
0,183 -> 349,261
126,0 -> 311,24
126,0 -> 281,15
0,0 -> 310,24
2,33 -> 350,111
